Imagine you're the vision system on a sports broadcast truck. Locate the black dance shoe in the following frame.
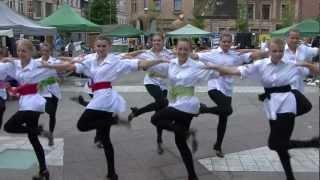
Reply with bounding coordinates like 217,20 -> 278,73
128,107 -> 138,121
32,170 -> 49,180
106,173 -> 118,180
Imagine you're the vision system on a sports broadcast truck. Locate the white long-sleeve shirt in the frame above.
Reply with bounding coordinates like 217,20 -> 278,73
75,53 -> 139,113
36,56 -> 62,99
8,59 -> 57,112
283,43 -> 319,92
0,62 -> 15,100
137,48 -> 176,90
161,58 -> 219,114
238,58 -> 308,120
198,47 -> 252,96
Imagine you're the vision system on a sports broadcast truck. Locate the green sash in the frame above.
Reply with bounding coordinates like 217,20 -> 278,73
147,71 -> 167,79
169,86 -> 195,101
38,77 -> 57,91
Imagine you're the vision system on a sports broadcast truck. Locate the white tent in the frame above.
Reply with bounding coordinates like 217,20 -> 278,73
0,2 -> 56,36
0,29 -> 13,37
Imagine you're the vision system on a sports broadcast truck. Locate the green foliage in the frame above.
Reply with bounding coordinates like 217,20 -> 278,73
236,0 -> 248,32
278,0 -> 294,29
88,0 -> 117,25
192,17 -> 206,29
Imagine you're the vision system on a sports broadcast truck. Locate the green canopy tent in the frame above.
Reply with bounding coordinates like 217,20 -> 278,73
271,19 -> 320,37
166,24 -> 210,37
39,4 -> 101,32
105,25 -> 144,38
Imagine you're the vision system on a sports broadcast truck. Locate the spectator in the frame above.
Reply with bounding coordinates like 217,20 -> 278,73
68,40 -> 74,57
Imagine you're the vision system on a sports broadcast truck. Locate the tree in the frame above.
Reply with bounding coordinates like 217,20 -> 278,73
88,0 -> 117,25
278,0 -> 294,29
235,0 -> 248,32
192,10 -> 206,30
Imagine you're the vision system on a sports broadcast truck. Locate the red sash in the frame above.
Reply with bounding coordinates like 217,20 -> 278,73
12,84 -> 38,96
90,82 -> 112,92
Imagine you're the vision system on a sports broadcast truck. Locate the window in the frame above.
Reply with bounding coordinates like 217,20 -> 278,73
9,0 -> 14,8
27,0 -> 32,17
45,3 -> 53,17
174,0 -> 182,11
261,4 -> 270,20
33,1 -> 42,17
250,28 -> 259,33
281,4 -> 288,19
247,4 -> 254,20
131,0 -> 137,13
219,28 -> 226,32
18,0 -> 24,14
154,0 -> 161,11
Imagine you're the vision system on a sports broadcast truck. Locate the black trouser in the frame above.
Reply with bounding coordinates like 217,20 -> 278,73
151,107 -> 197,179
0,97 -> 5,129
76,94 -> 102,143
135,84 -> 168,143
202,89 -> 233,150
45,95 -> 59,133
4,111 -> 47,173
77,109 -> 117,177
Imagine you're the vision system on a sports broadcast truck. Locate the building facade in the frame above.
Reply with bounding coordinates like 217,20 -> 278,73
128,0 -> 320,33
202,0 -> 320,33
128,0 -> 195,32
117,0 -> 129,24
1,0 -> 83,20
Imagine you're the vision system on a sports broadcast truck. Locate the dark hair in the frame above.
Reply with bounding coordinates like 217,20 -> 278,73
220,32 -> 232,41
177,38 -> 192,49
40,42 -> 52,50
287,28 -> 300,37
151,33 -> 164,40
95,34 -> 112,44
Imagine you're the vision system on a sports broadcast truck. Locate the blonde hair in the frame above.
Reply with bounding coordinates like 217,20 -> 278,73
17,39 -> 33,52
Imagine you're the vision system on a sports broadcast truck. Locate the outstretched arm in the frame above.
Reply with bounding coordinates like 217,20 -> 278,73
205,62 -> 241,76
40,61 -> 76,72
296,62 -> 320,75
138,59 -> 168,71
122,50 -> 146,59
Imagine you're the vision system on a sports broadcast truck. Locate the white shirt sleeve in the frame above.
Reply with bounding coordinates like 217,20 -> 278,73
136,52 -> 151,60
197,51 -> 214,62
306,47 -> 319,60
0,62 -> 15,78
193,61 -> 219,83
238,61 -> 261,79
75,57 -> 92,76
238,52 -> 253,64
115,58 -> 139,75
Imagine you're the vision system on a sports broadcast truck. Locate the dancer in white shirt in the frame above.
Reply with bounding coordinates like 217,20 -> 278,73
36,43 -> 62,146
206,38 -> 319,180
279,29 -> 319,92
151,39 -> 221,180
43,34 -> 167,180
191,32 -> 256,157
128,33 -> 176,154
0,48 -> 9,130
3,39 -> 59,180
